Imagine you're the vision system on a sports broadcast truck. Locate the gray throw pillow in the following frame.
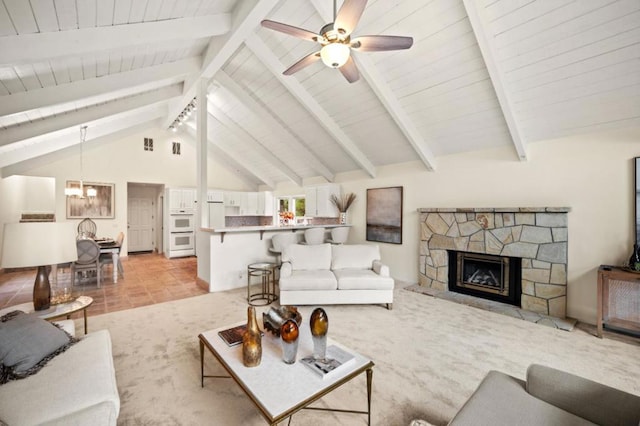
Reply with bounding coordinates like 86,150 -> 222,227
0,310 -> 78,384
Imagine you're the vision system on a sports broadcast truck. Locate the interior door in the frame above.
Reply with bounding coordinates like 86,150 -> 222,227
128,198 -> 154,252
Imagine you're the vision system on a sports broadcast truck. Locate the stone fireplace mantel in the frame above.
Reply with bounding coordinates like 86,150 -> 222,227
418,207 -> 570,318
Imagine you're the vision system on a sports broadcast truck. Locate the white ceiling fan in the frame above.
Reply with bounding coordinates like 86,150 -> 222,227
261,0 -> 413,83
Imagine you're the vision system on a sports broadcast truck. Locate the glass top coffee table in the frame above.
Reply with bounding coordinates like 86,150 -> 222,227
199,321 -> 374,425
0,296 -> 94,334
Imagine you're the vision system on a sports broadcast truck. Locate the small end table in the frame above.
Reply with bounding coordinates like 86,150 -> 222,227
247,262 -> 278,306
0,296 -> 94,334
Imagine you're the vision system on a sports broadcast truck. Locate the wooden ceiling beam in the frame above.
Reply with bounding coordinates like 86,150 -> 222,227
215,71 -> 335,182
0,15 -> 230,67
201,116 -> 277,189
245,35 -> 377,178
184,124 -> 264,190
0,108 -> 166,175
0,84 -> 182,147
463,0 -> 528,161
0,57 -> 200,118
208,101 -> 303,187
163,0 -> 279,129
310,0 -> 436,172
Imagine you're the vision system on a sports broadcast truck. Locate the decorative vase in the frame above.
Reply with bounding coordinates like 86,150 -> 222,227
629,244 -> 640,271
310,307 -> 329,360
33,266 -> 51,311
339,212 -> 347,225
242,306 -> 262,367
280,319 -> 299,364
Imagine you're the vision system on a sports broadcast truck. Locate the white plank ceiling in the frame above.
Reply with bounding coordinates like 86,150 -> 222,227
0,0 -> 638,185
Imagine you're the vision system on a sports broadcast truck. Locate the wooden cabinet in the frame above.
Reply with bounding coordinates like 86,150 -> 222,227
257,191 -> 274,216
597,265 -> 640,338
224,191 -> 273,216
168,188 -> 196,213
224,191 -> 242,207
241,192 -> 257,216
305,184 -> 341,217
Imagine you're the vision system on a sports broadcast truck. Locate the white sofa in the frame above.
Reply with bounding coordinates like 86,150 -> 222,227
279,243 -> 394,309
0,323 -> 120,425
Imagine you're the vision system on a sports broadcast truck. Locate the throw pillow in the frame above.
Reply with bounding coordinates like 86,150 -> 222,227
0,310 -> 78,384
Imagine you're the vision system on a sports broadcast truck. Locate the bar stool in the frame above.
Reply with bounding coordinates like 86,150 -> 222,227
247,262 -> 278,306
327,226 -> 349,244
304,227 -> 325,245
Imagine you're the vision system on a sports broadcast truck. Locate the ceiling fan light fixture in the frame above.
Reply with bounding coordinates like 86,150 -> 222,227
320,43 -> 350,68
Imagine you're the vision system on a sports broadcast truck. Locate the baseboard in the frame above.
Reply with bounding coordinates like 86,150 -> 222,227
196,277 -> 209,291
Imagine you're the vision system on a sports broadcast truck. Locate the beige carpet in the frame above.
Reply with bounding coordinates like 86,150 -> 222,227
83,284 -> 640,426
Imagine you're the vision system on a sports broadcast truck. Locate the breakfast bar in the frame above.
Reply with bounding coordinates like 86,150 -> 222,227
196,224 -> 349,293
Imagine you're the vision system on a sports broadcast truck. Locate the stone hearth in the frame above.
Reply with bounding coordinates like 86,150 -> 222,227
418,208 -> 570,318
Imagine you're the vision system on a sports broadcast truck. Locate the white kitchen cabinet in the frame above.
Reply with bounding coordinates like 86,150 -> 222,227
224,191 -> 242,207
240,192 -> 257,216
168,188 -> 196,213
305,184 -> 340,217
257,191 -> 274,216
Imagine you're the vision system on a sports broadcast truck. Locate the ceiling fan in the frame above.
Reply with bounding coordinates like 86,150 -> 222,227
261,0 -> 413,83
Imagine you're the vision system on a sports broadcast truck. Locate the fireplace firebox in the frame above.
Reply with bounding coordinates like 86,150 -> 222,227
448,251 -> 521,306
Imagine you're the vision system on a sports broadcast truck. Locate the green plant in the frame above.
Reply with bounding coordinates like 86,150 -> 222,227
330,192 -> 356,212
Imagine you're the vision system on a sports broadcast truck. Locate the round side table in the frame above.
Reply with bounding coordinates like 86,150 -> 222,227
247,262 -> 278,306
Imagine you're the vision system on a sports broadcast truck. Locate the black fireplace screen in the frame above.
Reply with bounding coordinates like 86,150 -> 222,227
448,251 -> 521,306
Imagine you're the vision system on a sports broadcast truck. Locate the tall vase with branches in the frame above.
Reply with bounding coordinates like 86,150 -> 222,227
330,193 -> 356,224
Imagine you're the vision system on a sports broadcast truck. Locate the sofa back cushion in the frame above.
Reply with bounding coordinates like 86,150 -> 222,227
283,243 -> 332,271
331,244 -> 380,270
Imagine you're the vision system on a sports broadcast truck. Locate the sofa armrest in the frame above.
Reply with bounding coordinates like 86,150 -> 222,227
372,260 -> 390,277
280,262 -> 292,278
526,364 -> 640,426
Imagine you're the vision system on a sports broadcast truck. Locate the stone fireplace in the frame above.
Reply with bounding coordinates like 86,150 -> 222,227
418,208 -> 570,318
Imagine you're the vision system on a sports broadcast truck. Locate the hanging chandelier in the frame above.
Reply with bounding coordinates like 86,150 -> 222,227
65,126 -> 95,198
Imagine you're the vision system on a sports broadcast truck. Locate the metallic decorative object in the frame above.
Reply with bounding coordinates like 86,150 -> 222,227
263,306 -> 302,336
280,319 -> 299,364
310,307 -> 329,360
242,306 -> 262,367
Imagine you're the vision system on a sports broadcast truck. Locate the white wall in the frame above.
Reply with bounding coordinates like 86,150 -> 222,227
326,129 -> 638,324
2,122 -> 637,324
0,125 -> 253,258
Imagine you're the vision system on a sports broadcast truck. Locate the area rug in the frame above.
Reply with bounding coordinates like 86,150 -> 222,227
85,283 -> 640,426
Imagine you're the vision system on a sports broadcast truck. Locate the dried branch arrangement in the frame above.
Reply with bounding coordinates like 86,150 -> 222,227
330,192 -> 356,212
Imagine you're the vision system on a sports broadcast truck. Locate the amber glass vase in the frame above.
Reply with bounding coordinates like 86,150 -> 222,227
280,319 -> 299,364
242,306 -> 262,367
310,307 -> 328,360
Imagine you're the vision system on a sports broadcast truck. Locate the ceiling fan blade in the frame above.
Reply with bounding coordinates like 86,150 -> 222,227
334,0 -> 368,36
283,51 -> 322,75
339,56 -> 360,83
261,20 -> 320,42
351,35 -> 414,52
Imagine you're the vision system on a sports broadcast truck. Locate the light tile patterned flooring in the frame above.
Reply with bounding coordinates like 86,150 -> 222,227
0,253 -> 206,320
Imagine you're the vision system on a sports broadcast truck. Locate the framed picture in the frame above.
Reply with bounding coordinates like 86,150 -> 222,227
66,181 -> 115,219
366,186 -> 403,244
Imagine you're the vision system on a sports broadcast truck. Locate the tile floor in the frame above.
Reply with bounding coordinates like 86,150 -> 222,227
0,253 -> 207,319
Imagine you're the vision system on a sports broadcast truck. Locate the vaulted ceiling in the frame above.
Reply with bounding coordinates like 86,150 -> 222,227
1,0 -> 639,186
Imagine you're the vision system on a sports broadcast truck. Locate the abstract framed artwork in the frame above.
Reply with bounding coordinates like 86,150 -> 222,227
66,181 -> 115,219
366,186 -> 403,244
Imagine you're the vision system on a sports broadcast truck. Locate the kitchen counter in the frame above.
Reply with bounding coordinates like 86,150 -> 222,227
195,224 -> 351,293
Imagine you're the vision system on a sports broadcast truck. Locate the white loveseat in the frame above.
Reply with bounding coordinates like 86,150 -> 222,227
278,243 -> 394,309
0,322 -> 120,425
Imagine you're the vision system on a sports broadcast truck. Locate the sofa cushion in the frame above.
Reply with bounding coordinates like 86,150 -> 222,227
448,370 -> 595,426
278,270 -> 337,291
334,269 -> 394,290
283,243 -> 332,271
0,329 -> 120,426
331,244 -> 380,270
0,311 -> 77,384
526,364 -> 640,426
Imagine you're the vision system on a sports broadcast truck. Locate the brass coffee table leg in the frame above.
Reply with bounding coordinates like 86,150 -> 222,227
366,368 -> 373,425
200,339 -> 205,388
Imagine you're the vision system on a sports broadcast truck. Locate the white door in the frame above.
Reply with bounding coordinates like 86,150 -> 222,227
128,198 -> 154,252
